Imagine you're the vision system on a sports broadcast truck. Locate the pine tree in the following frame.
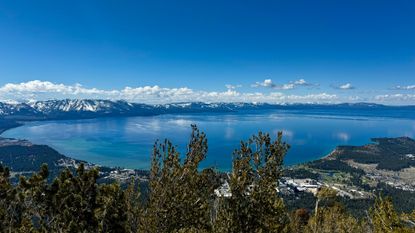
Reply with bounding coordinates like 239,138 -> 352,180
369,196 -> 410,233
17,164 -> 49,232
288,208 -> 310,233
0,164 -> 19,232
214,131 -> 290,233
96,183 -> 128,233
125,177 -> 143,233
306,203 -> 365,233
142,125 -> 217,233
43,164 -> 100,232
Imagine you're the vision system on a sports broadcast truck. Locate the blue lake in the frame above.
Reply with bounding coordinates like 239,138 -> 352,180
3,111 -> 415,171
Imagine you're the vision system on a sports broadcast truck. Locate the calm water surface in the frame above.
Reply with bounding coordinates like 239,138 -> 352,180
3,111 -> 415,170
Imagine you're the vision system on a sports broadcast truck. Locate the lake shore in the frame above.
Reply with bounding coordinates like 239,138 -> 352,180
2,111 -> 414,170
0,119 -> 23,135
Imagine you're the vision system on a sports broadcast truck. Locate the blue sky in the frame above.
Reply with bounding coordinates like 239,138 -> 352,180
0,0 -> 414,104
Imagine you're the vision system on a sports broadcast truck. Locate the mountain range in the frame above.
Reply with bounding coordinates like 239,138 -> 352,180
0,99 -> 415,121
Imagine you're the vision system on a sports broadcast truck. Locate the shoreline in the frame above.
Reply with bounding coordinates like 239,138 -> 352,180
1,115 -> 413,173
0,120 -> 23,135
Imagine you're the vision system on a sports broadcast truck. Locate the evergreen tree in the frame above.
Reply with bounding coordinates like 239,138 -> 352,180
124,177 -> 143,233
214,131 -> 290,233
96,183 -> 127,233
45,164 -> 100,232
0,164 -> 21,232
369,196 -> 411,233
288,208 -> 310,233
17,164 -> 49,232
306,203 -> 365,233
142,125 -> 217,233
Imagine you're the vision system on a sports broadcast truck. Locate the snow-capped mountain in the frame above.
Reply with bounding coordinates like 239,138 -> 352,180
0,102 -> 41,117
0,99 -> 260,120
0,99 -> 163,120
27,99 -> 144,114
0,99 -> 414,121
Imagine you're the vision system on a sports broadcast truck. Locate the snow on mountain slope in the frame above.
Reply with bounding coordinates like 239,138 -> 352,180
28,99 -> 119,113
0,99 -> 412,121
0,100 -> 259,118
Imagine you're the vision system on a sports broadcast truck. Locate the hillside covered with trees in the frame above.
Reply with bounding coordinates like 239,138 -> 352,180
1,125 -> 414,232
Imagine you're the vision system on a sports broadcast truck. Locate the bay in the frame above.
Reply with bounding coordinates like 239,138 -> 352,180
3,110 -> 415,171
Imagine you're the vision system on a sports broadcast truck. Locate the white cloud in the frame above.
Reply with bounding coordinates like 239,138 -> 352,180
252,79 -> 276,88
252,78 -> 317,90
0,80 -> 106,95
347,96 -> 362,101
281,83 -> 295,90
0,80 -> 340,104
293,79 -> 306,85
333,83 -> 355,90
394,85 -> 415,90
4,80 -> 414,105
374,94 -> 415,102
274,92 -> 337,102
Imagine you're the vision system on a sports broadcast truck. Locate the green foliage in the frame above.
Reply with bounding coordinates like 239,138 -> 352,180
306,204 -> 366,233
0,163 -> 130,232
0,145 -> 68,173
288,208 -> 310,233
124,178 -> 142,233
308,159 -> 365,175
213,131 -> 290,233
96,183 -> 127,232
369,196 -> 411,233
283,168 -> 320,180
376,182 -> 415,214
45,164 -> 101,232
141,125 -> 218,233
334,137 -> 415,171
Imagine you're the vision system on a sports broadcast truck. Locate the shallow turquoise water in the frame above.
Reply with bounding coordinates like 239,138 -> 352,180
3,111 -> 415,170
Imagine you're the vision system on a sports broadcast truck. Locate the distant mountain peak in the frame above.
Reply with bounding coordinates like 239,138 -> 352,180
0,99 -> 414,121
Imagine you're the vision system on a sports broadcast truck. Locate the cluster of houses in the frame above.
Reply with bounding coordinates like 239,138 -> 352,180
103,168 -> 149,182
214,177 -> 371,199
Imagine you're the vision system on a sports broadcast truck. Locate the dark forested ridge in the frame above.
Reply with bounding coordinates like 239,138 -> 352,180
0,126 -> 414,232
292,137 -> 415,217
0,119 -> 21,134
331,137 -> 415,171
0,137 -> 148,185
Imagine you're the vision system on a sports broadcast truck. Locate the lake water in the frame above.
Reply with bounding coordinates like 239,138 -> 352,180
3,111 -> 415,171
